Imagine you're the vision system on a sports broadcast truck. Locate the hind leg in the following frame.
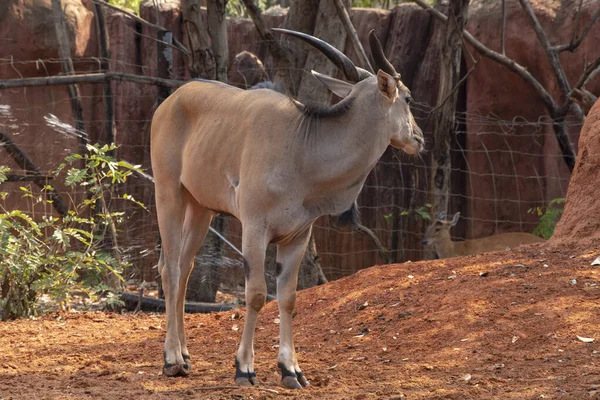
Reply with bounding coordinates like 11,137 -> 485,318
176,197 -> 214,372
155,183 -> 187,377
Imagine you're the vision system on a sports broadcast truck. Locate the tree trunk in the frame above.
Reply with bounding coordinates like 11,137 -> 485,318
265,234 -> 327,297
207,0 -> 229,82
180,0 -> 222,302
274,0 -> 320,95
430,0 -> 469,224
296,0 -> 350,104
51,0 -> 87,152
92,0 -> 115,147
186,216 -> 226,303
182,0 -> 216,79
297,234 -> 328,289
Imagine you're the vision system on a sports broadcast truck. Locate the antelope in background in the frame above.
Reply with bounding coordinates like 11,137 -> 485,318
423,212 -> 545,259
150,28 -> 424,388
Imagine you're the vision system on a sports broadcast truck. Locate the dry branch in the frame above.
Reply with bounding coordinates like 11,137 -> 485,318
239,0 -> 289,63
0,130 -> 69,216
517,0 -> 584,122
91,0 -> 190,56
413,0 -> 556,113
167,385 -> 283,395
568,57 -> 600,99
0,72 -> 185,89
5,174 -> 54,182
413,0 -> 579,172
119,291 -> 235,313
355,222 -> 390,264
554,6 -> 600,52
501,0 -> 506,54
333,0 -> 373,72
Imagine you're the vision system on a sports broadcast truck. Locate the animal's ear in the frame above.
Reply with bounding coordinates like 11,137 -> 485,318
311,70 -> 354,98
377,69 -> 398,102
451,212 -> 460,226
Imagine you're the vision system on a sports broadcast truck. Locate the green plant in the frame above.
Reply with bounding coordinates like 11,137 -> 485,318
0,144 -> 145,320
399,203 -> 432,221
528,198 -> 565,240
109,0 -> 142,13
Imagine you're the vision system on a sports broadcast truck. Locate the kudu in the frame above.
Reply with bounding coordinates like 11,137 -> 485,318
423,212 -> 545,259
150,28 -> 424,388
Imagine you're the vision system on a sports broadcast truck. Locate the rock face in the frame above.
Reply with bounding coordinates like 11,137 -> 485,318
1,0 -> 600,281
462,0 -> 600,240
1,0 -> 96,66
552,99 -> 600,243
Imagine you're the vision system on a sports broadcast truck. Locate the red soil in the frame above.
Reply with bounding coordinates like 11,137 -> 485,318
1,240 -> 600,399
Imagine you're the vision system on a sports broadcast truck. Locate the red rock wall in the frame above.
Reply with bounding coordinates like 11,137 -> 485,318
463,0 -> 600,240
1,0 -> 600,281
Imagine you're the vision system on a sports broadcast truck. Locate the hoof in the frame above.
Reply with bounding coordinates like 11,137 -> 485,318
182,354 -> 192,372
234,375 -> 259,386
278,362 -> 309,389
282,376 -> 303,389
163,363 -> 189,377
234,357 -> 258,386
297,371 -> 310,387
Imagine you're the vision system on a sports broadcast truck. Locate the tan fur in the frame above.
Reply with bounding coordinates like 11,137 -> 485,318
423,213 -> 545,259
150,36 -> 423,385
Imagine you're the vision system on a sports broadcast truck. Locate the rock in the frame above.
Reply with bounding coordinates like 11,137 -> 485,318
552,98 -> 600,243
227,51 -> 266,89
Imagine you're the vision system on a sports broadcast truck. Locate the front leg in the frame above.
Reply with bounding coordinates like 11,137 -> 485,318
276,228 -> 312,389
235,227 -> 268,386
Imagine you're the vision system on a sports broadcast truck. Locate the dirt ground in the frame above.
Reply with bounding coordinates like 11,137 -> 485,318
1,241 -> 600,400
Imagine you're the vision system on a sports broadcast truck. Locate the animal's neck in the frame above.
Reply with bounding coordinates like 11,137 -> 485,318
297,100 -> 390,215
435,232 -> 456,258
302,99 -> 388,184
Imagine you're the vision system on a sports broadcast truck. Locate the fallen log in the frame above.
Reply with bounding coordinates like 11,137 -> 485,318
119,292 -> 235,313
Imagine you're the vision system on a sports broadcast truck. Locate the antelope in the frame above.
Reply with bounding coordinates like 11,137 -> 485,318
150,28 -> 424,389
423,212 -> 545,259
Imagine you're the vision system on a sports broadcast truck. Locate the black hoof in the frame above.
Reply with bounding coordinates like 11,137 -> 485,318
163,351 -> 190,377
278,362 -> 308,389
282,375 -> 303,389
297,371 -> 310,387
234,358 -> 259,386
163,363 -> 189,377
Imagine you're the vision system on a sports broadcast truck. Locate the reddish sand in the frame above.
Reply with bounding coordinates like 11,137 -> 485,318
1,240 -> 600,399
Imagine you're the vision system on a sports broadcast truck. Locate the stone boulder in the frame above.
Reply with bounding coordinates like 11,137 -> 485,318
227,51 -> 266,89
552,99 -> 600,244
0,0 -> 97,76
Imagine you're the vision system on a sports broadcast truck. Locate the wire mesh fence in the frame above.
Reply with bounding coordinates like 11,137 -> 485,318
0,3 -> 580,296
0,78 -> 576,286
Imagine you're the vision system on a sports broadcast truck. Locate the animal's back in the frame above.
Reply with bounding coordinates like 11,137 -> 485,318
150,80 -> 299,216
454,232 -> 544,256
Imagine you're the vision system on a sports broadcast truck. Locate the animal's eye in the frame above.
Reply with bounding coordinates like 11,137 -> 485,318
435,228 -> 441,232
405,96 -> 413,105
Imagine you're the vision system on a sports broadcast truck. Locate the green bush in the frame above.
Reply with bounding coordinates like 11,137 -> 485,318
0,144 -> 145,320
528,198 -> 565,240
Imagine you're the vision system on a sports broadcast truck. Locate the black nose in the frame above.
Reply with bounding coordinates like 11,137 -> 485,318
422,240 -> 427,245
